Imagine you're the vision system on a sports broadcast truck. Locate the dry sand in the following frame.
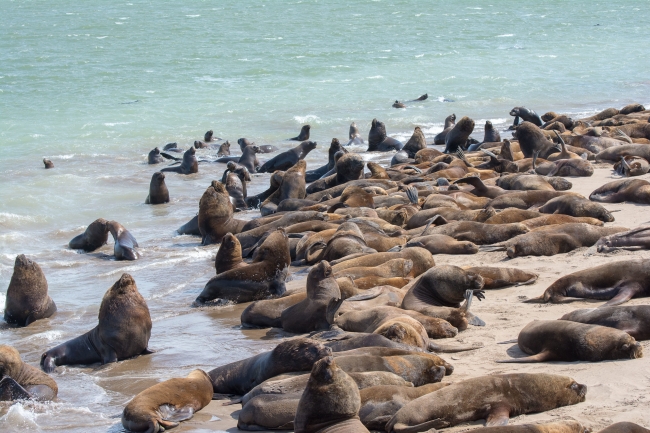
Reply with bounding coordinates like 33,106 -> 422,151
172,165 -> 650,433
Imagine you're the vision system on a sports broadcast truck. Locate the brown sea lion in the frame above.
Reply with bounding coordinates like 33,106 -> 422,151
43,158 -> 54,169
40,273 -> 152,373
215,233 -> 247,274
496,174 -> 555,192
488,190 -> 574,209
0,345 -> 57,401
538,195 -> 614,222
238,144 -> 262,173
148,147 -> 164,164
393,100 -> 406,109
589,179 -> 650,204
333,258 -> 412,281
4,255 -> 56,327
121,369 -> 213,433
443,116 -> 475,153
208,338 -> 331,395
290,124 -> 310,141
482,120 -> 501,143
238,137 -> 279,154
198,181 -> 246,245
597,423 -> 650,433
241,292 -> 307,329
69,218 -> 109,251
406,234 -> 479,255
197,228 -> 290,304
539,156 -> 594,177
145,172 -> 169,204
224,171 -> 248,209
216,140 -> 231,156
595,143 -> 650,162
306,153 -> 365,194
106,220 -> 139,260
485,208 -> 543,224
498,320 -> 642,362
400,126 -> 427,159
420,221 -> 529,245
433,114 -> 456,145
334,353 -> 451,386
454,176 -> 508,198
595,224 -> 650,253
614,155 -> 650,176
464,266 -> 538,289
261,160 -> 307,215
306,138 -> 345,182
560,305 -> 650,341
331,247 -> 434,278
386,373 -> 586,433
259,141 -> 317,173
160,147 -> 198,174
402,265 -> 484,309
204,130 -> 219,142
526,259 -> 650,306
515,122 -> 560,158
367,118 -> 404,152
458,421 -> 587,433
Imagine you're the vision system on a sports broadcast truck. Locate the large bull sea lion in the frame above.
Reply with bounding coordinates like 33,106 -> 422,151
4,255 -> 57,327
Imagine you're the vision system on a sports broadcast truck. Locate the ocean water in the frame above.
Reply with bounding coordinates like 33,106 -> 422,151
1,1 -> 648,431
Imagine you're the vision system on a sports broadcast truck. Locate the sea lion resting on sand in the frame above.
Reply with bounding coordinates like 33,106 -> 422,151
0,345 -> 57,401
596,423 -> 650,433
560,305 -> 650,341
589,179 -> 650,205
596,224 -> 650,253
462,421 -> 588,433
498,320 -> 642,362
386,373 -> 587,433
4,255 -> 57,327
121,369 -> 213,433
40,273 -> 152,373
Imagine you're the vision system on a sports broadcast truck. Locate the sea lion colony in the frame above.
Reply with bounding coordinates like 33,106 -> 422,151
5,103 -> 650,432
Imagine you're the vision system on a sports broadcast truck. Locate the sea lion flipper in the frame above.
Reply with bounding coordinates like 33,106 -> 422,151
496,350 -> 553,363
467,313 -> 485,327
600,282 -> 642,307
485,405 -> 511,426
428,342 -> 483,353
159,404 -> 194,422
345,287 -> 383,302
0,377 -> 32,401
325,297 -> 344,326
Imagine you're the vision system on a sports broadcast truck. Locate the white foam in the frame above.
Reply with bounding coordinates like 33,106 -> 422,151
186,14 -> 200,17
52,154 -> 75,159
415,54 -> 424,58
293,114 -> 320,124
496,34 -> 514,37
0,404 -> 39,429
0,213 -> 37,224
27,330 -> 63,342
366,75 -> 384,79
96,36 -> 107,39
0,292 -> 5,315
103,122 -> 130,127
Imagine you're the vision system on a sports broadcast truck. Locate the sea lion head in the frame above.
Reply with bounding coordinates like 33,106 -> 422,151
311,260 -> 333,280
336,153 -> 364,180
329,138 -> 342,154
187,147 -> 196,156
615,336 -> 643,360
13,254 -> 37,274
485,120 -> 493,130
273,338 -> 332,370
369,118 -> 387,145
302,140 -> 318,152
566,379 -> 588,402
0,345 -> 23,379
226,161 -> 237,171
542,112 -> 559,122
107,273 -> 137,296
456,116 -> 475,133
204,130 -> 213,141
349,122 -> 360,139
152,172 -> 165,184
510,107 -> 523,117
193,140 -> 203,149
251,145 -> 262,154
211,180 -> 229,195
220,233 -> 242,257
309,356 -> 339,384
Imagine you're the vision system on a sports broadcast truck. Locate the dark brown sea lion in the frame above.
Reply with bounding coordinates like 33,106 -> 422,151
589,179 -> 650,204
595,224 -> 650,253
401,126 -> 427,158
208,338 -> 331,395
488,190 -> 574,209
559,305 -> 650,340
433,114 -> 456,145
0,345 -> 57,401
145,172 -> 169,204
307,222 -> 376,264
595,143 -> 650,162
306,152 -> 365,194
334,353 -> 451,386
107,220 -> 139,260
238,144 -> 262,173
204,129 -> 219,142
498,320 -> 642,362
238,137 -> 279,153
527,259 -> 650,306
40,273 -> 152,373
386,373 -> 586,433
4,255 -> 56,327
367,118 -> 404,152
515,122 -> 560,158
258,141 -> 317,173
464,266 -> 538,289
281,261 -> 341,333
198,181 -> 246,245
294,356 -> 369,433
177,214 -> 200,236
261,160 -> 307,215
241,292 -> 306,329
224,171 -> 248,209
539,157 -> 594,177
597,423 -> 650,433
69,218 -> 109,251
196,228 -> 290,304
216,140 -> 231,156
147,147 -> 164,164
215,232 -> 247,274
406,234 -> 479,255
443,116 -> 475,153
482,120 -> 501,143
402,265 -> 484,309
43,158 -> 54,169
510,106 -> 543,127
160,147 -> 198,174
290,124 -> 310,141
454,176 -> 508,198
421,221 -> 529,245
456,421 -> 587,433
121,369 -> 213,433
538,195 -> 614,222
222,161 -> 251,196
306,138 -> 345,182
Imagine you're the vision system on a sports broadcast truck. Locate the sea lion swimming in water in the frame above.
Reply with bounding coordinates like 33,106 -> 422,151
147,148 -> 164,164
69,218 -> 109,252
346,122 -> 365,146
40,273 -> 152,373
393,100 -> 406,108
290,124 -> 310,141
107,220 -> 139,260
145,172 -> 169,204
238,137 -> 278,153
43,158 -> 54,168
4,255 -> 57,327
204,129 -> 220,142
0,345 -> 58,401
160,147 -> 198,174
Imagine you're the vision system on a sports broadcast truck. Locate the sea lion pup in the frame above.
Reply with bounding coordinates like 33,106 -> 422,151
526,259 -> 650,306
215,233 -> 247,274
306,152 -> 365,194
359,383 -> 449,430
309,222 -> 377,264
510,106 -> 544,128
196,228 -> 290,304
0,345 -> 58,401
464,266 -> 538,289
405,234 -> 479,255
160,147 -> 198,174
147,147 -> 164,164
597,423 -> 650,433
386,373 -> 586,433
589,179 -> 650,204
280,261 -> 341,333
367,118 -> 404,152
216,139 -> 231,156
559,306 -> 650,341
290,124 -> 311,141
595,224 -> 650,253
419,221 -> 529,245
42,158 -> 54,168
4,255 -> 56,327
40,273 -> 152,373
121,369 -> 213,433
261,160 -> 307,215
106,220 -> 139,260
614,155 -> 650,176
498,320 -> 642,363
294,356 -> 368,433
238,137 -> 279,153
145,172 -> 169,204
306,138 -> 345,182
515,122 -> 561,158
209,338 -> 331,395
489,223 -> 627,258
538,195 -> 614,222
198,181 -> 246,245
69,218 -> 109,251
237,144 -> 262,173
258,140 -> 317,173
454,176 -> 508,198
443,116 -> 475,153
433,114 -> 457,145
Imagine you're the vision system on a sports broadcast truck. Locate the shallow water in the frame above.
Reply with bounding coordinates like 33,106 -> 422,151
1,1 -> 649,431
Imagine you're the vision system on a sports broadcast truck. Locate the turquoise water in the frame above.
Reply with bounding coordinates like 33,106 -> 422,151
1,1 -> 649,431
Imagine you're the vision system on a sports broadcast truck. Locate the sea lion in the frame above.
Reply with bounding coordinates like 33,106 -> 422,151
162,142 -> 182,152
69,218 -> 109,251
595,143 -> 650,163
464,266 -> 538,289
208,338 -> 332,395
107,220 -> 139,260
470,421 -> 588,433
145,172 -> 169,204
222,161 -> 251,198
204,129 -> 219,142
614,156 -> 650,176
261,160 -> 307,215
331,247 -> 434,278
177,214 -> 200,236
393,100 -> 406,108
334,353 -> 451,386
496,173 -> 555,192
406,234 -> 479,255
281,261 -> 341,333
443,116 -> 475,153
294,356 -> 369,433
597,423 -> 650,433
216,140 -> 231,156
482,120 -> 501,143
589,179 -> 650,204
538,195 -> 614,222
346,122 -> 365,146
238,144 -> 262,173
306,138 -> 345,182
215,233 -> 247,274
387,373 -> 586,433
160,147 -> 198,174
420,221 -> 529,245
559,305 -> 650,340
515,122 -> 561,158
196,228 -> 290,304
454,176 -> 508,198
487,190 -> 574,209
147,147 -> 164,164
498,320 -> 642,362
306,153 -> 365,194
238,137 -> 279,154
290,125 -> 310,141
526,259 -> 650,306
401,126 -> 427,158
224,171 -> 248,210
538,156 -> 594,177
595,224 -> 650,253
40,273 -> 152,373
42,158 -> 54,169
0,345 -> 57,401
510,106 -> 543,127
4,255 -> 56,327
308,222 -> 377,264
367,118 -> 404,152
198,181 -> 246,245
434,114 -> 456,145
121,369 -> 213,433
402,265 -> 484,309
241,292 -> 306,329
258,141 -> 317,173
